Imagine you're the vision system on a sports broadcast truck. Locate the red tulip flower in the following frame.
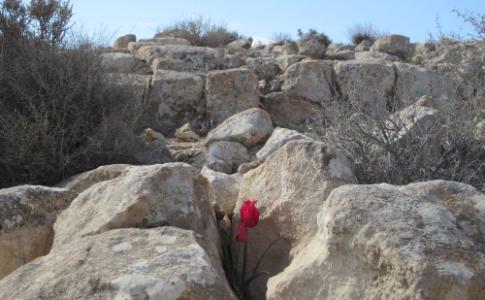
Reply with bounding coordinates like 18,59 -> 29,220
240,200 -> 259,228
236,200 -> 260,243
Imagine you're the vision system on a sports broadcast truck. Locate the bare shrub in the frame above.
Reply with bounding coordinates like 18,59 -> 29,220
297,28 -> 331,48
325,92 -> 485,191
156,15 -> 241,47
347,23 -> 381,45
452,9 -> 485,41
271,32 -> 293,45
0,0 -> 143,188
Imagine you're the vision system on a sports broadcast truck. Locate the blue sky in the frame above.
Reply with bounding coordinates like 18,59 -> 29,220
70,0 -> 485,44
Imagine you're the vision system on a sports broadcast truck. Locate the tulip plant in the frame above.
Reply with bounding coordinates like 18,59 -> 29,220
216,199 -> 280,299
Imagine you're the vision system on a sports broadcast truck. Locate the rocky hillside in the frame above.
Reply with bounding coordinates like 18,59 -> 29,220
0,33 -> 484,299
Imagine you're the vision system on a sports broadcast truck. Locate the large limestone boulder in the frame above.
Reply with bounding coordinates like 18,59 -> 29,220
326,44 -> 355,60
234,140 -> 356,297
128,37 -> 191,53
335,60 -> 396,108
267,181 -> 485,300
387,95 -> 441,144
275,54 -> 305,71
371,34 -> 411,59
57,164 -> 130,194
0,185 -> 76,279
206,68 -> 260,123
201,166 -> 242,216
53,163 -> 216,247
355,50 -> 402,62
394,62 -> 459,106
205,141 -> 251,174
101,52 -> 150,74
263,92 -> 322,131
113,34 -> 136,50
148,70 -> 205,133
206,108 -> 273,147
256,127 -> 311,161
135,45 -> 223,73
106,73 -> 151,115
297,38 -> 327,59
282,60 -> 335,104
246,57 -> 281,81
227,37 -> 253,50
0,227 -> 237,299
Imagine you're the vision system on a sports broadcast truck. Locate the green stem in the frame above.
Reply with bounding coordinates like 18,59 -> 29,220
241,241 -> 247,285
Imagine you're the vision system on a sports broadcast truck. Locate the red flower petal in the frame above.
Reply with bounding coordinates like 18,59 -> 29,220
240,199 -> 260,228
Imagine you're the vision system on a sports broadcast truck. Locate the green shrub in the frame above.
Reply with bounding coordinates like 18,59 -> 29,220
0,0 -> 141,188
156,15 -> 241,47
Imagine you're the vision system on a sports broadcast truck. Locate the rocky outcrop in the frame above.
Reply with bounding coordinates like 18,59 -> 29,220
149,70 -> 205,133
57,164 -> 130,194
267,181 -> 485,300
0,227 -> 236,299
101,52 -> 150,74
135,44 -> 223,73
201,166 -> 242,216
113,34 -> 136,50
394,62 -> 459,105
371,34 -> 411,59
0,185 -> 76,279
256,127 -> 311,161
234,140 -> 357,297
53,163 -> 216,247
335,60 -> 396,108
206,68 -> 260,123
263,92 -> 322,131
246,57 -> 281,81
205,141 -> 251,174
206,108 -> 273,147
282,60 -> 335,104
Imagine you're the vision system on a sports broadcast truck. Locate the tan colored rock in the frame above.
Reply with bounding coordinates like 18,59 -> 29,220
53,163 -> 215,247
205,141 -> 251,174
371,34 -> 411,59
57,164 -> 130,194
101,52 -> 150,74
256,127 -> 311,161
206,68 -> 260,123
335,60 -> 396,108
141,128 -> 166,143
263,92 -> 322,131
275,54 -> 304,71
267,181 -> 485,300
128,37 -> 191,53
201,166 -> 242,216
394,62 -> 459,105
149,70 -> 205,133
246,57 -> 281,81
227,38 -> 253,49
113,34 -> 136,50
0,185 -> 76,279
206,108 -> 273,147
135,45 -> 223,73
234,140 -> 356,297
297,38 -> 327,59
282,60 -> 335,104
0,227 -> 236,300
175,123 -> 200,141
355,50 -> 402,62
